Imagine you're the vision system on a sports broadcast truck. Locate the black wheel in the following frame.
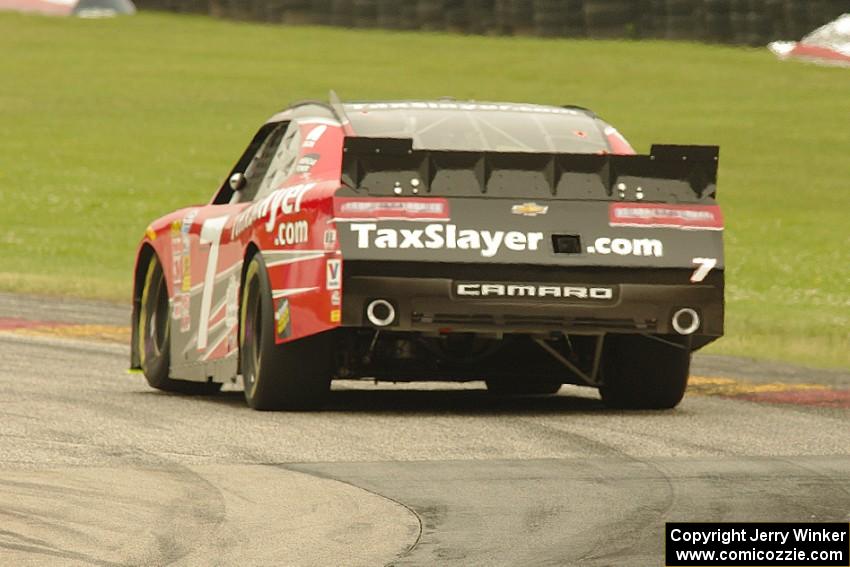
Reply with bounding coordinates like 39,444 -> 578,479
138,255 -> 221,395
599,334 -> 691,409
240,254 -> 332,410
485,378 -> 562,396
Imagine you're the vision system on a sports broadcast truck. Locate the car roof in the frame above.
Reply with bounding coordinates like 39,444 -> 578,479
264,99 -> 598,126
344,99 -> 596,116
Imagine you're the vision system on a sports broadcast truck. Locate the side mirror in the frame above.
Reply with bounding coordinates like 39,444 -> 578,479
229,172 -> 247,191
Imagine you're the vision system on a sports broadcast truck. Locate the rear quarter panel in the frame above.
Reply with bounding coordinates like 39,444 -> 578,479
238,119 -> 346,345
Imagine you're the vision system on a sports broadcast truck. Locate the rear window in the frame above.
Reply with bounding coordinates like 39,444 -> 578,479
345,102 -> 609,154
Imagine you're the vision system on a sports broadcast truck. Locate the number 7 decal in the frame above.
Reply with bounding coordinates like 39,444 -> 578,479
691,257 -> 717,283
197,216 -> 229,350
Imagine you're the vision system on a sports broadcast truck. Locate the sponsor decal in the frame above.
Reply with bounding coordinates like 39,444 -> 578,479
330,309 -> 341,323
169,214 -> 195,328
511,202 -> 549,217
181,254 -> 191,292
178,294 -> 191,333
455,283 -> 615,300
170,220 -> 183,286
330,290 -> 341,306
302,125 -> 327,148
177,210 -> 198,293
334,198 -> 449,221
349,223 -> 544,258
274,219 -> 309,247
295,153 -> 319,174
181,209 -> 199,233
231,182 -> 317,239
145,225 -> 157,241
586,237 -> 663,257
326,259 -> 341,290
169,293 -> 191,333
275,298 -> 291,339
323,228 -> 337,250
609,203 -> 723,230
171,295 -> 182,320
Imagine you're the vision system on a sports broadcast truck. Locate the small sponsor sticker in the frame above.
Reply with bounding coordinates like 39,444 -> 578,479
171,222 -> 184,288
181,254 -> 191,292
302,125 -> 327,148
181,209 -> 199,233
179,294 -> 191,333
323,228 -> 337,250
334,198 -> 450,221
275,298 -> 291,339
295,153 -> 320,174
145,225 -> 157,241
326,259 -> 341,290
331,290 -> 341,306
330,309 -> 341,323
609,203 -> 723,230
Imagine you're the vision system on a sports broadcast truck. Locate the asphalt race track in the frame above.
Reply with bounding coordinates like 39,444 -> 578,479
1,292 -> 848,566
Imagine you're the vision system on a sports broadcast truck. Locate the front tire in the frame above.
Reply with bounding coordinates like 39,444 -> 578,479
138,254 -> 220,395
240,254 -> 332,410
599,334 -> 691,409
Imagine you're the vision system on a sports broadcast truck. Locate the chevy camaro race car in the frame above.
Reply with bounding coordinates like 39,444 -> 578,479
131,96 -> 724,411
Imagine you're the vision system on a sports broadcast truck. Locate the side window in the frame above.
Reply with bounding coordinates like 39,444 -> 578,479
212,113 -> 335,206
235,122 -> 289,203
212,122 -> 289,205
253,121 -> 303,202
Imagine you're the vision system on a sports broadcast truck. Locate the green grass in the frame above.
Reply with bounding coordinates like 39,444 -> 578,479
1,12 -> 848,368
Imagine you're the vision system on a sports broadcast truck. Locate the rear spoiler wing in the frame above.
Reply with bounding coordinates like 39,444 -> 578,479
341,137 -> 719,202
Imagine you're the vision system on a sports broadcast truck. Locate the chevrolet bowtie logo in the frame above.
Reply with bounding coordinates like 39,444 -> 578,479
511,202 -> 549,217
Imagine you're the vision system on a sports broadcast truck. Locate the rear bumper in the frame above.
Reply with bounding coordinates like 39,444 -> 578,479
341,262 -> 724,339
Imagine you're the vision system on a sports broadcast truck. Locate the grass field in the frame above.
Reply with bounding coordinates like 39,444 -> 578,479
1,11 -> 848,368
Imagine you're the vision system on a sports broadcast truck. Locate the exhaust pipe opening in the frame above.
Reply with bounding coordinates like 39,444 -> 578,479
671,308 -> 700,335
366,299 -> 396,327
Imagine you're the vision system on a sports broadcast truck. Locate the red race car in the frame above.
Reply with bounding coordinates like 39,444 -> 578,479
132,96 -> 724,410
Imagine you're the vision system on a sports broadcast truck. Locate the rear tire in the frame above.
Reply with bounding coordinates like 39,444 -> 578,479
485,378 -> 562,396
599,334 -> 690,409
240,254 -> 332,410
138,255 -> 221,395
